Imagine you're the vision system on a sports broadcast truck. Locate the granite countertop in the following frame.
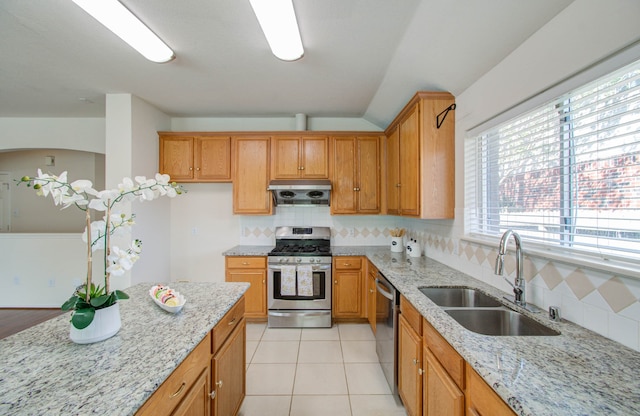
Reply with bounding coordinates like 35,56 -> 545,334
222,245 -> 640,415
356,247 -> 640,416
0,282 -> 249,416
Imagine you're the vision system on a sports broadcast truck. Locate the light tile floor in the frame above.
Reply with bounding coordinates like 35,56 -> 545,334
239,322 -> 407,416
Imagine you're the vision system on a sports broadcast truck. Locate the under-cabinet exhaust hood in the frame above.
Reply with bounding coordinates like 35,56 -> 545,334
267,179 -> 331,206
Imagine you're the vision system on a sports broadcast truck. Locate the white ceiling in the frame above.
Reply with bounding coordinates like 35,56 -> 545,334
0,0 -> 574,128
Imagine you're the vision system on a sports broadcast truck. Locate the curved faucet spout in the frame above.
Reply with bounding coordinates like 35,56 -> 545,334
494,229 -> 526,307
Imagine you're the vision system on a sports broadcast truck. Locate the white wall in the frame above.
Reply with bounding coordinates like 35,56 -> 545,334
424,0 -> 640,351
0,118 -> 104,153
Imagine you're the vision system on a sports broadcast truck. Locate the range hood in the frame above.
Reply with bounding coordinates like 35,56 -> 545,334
267,179 -> 331,206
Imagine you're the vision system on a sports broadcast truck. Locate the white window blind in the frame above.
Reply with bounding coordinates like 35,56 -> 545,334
466,59 -> 640,262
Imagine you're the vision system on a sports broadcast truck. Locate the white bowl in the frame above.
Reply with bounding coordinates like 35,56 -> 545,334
149,285 -> 186,313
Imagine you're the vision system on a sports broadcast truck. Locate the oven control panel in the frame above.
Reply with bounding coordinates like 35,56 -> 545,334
269,256 -> 332,265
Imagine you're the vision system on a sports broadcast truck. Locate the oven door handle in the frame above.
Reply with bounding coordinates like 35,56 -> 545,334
268,264 -> 331,271
375,278 -> 395,300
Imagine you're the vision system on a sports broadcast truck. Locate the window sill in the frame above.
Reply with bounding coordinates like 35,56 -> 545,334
462,234 -> 640,281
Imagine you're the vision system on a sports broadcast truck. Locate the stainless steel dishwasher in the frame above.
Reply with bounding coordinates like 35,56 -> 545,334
375,271 -> 400,395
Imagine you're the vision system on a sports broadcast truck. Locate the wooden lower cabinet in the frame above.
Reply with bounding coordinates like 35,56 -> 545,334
211,319 -> 246,416
398,313 -> 422,416
332,257 -> 364,319
366,260 -> 378,333
225,257 -> 267,319
136,333 -> 211,416
466,364 -> 515,416
136,297 -> 246,416
172,367 -> 211,416
423,347 -> 464,416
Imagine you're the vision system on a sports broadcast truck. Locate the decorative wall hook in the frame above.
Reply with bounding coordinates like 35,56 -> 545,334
436,103 -> 456,129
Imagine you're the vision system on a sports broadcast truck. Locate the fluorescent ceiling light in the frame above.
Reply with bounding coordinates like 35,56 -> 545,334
71,0 -> 175,63
249,0 -> 304,61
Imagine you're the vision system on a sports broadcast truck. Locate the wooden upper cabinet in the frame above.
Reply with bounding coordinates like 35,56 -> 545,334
386,125 -> 400,216
384,92 -> 455,219
232,136 -> 272,215
271,135 -> 329,179
158,134 -> 231,183
330,135 -> 381,215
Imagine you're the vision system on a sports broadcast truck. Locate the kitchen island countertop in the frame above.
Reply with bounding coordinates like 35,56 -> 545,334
0,282 -> 249,416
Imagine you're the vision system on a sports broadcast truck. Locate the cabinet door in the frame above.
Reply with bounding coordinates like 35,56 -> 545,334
301,136 -> 329,178
233,136 -> 272,214
399,314 -> 422,416
356,136 -> 380,213
226,269 -> 266,318
333,270 -> 362,317
331,137 -> 357,214
160,136 -> 195,181
399,105 -> 420,217
423,347 -> 463,416
366,261 -> 378,333
271,136 -> 301,179
212,319 -> 246,416
386,126 -> 400,215
171,367 -> 210,416
196,137 -> 231,181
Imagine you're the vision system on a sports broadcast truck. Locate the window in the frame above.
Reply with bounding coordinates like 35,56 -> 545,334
466,59 -> 640,262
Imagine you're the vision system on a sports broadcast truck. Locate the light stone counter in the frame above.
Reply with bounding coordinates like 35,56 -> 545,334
348,246 -> 640,416
0,282 -> 249,416
221,244 -> 640,415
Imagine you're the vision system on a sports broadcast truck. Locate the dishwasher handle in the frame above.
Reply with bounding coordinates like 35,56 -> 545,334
375,278 -> 395,301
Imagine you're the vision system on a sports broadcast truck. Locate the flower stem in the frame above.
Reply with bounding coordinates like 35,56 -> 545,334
85,210 -> 92,303
105,200 -> 111,294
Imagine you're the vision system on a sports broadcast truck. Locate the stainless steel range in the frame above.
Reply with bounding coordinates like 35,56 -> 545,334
267,226 -> 332,328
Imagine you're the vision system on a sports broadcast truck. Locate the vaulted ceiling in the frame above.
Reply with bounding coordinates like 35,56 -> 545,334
0,0 -> 574,127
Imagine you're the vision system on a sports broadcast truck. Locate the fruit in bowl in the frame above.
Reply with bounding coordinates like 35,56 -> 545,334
149,285 -> 186,313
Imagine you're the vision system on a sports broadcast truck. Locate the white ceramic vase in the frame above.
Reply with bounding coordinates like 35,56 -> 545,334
69,302 -> 121,344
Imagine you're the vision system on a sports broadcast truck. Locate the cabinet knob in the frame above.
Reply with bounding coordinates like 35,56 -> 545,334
228,318 -> 236,326
189,167 -> 193,171
196,167 -> 200,171
300,166 -> 305,170
334,280 -> 338,284
209,390 -> 216,400
412,358 -> 420,365
242,262 -> 249,265
396,183 -> 401,187
370,288 -> 374,293
418,368 -> 424,376
216,380 -> 223,388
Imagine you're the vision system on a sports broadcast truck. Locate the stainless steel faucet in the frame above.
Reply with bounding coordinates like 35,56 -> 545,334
494,229 -> 526,307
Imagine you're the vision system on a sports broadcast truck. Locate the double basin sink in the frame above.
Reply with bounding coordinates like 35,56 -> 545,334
419,287 -> 559,336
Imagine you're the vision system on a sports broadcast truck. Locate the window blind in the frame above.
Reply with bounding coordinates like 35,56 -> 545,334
466,59 -> 640,262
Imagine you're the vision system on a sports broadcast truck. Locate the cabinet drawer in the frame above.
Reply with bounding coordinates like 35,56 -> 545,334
226,256 -> 266,269
423,318 -> 464,389
400,295 -> 422,335
212,297 -> 245,353
136,332 -> 211,416
334,257 -> 362,270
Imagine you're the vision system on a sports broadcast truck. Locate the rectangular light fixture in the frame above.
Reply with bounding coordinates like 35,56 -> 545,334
71,0 -> 175,63
249,0 -> 304,61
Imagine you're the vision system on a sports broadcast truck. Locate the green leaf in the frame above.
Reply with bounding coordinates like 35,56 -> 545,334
61,295 -> 80,311
113,290 -> 129,300
90,295 -> 110,308
71,308 -> 95,329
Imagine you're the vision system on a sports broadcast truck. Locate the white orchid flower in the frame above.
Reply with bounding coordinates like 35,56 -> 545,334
59,193 -> 87,209
155,173 -> 170,185
70,179 -> 95,195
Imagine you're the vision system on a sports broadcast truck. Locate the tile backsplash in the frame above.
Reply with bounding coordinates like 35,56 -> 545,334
240,207 -> 640,351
